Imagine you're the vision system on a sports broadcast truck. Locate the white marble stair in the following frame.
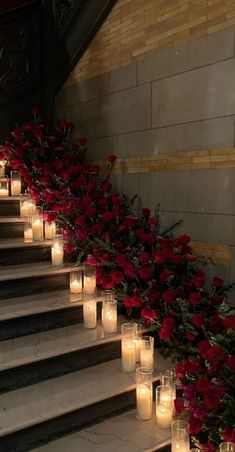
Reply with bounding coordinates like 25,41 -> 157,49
33,406 -> 171,452
0,353 -> 171,452
0,320 -> 121,392
0,197 -> 20,216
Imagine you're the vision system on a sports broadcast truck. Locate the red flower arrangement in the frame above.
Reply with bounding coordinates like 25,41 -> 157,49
1,111 -> 234,450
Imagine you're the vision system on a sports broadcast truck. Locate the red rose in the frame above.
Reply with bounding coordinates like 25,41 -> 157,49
139,252 -> 150,265
162,316 -> 175,331
212,276 -> 224,287
64,244 -> 75,255
196,377 -> 211,393
198,339 -> 211,359
189,415 -> 203,435
100,181 -> 112,192
185,360 -> 202,374
189,292 -> 201,305
139,266 -> 153,281
223,316 -> 235,330
175,360 -> 187,378
174,398 -> 185,414
107,154 -> 117,163
78,137 -> 87,146
192,313 -> 205,328
178,234 -> 191,245
141,306 -> 157,324
192,276 -> 205,289
123,261 -> 136,279
160,269 -> 174,282
185,331 -> 197,341
223,427 -> 235,443
110,270 -> 124,285
162,290 -> 175,305
124,295 -> 142,308
142,207 -> 151,218
204,391 -> 220,410
101,212 -> 114,222
123,216 -> 138,228
159,327 -> 171,340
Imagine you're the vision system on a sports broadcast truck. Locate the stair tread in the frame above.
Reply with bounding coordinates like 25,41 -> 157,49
0,238 -> 51,249
0,217 -> 26,223
0,196 -> 20,201
32,405 -> 171,452
0,353 -> 171,437
0,289 -> 83,321
0,319 -> 121,371
0,262 -> 77,281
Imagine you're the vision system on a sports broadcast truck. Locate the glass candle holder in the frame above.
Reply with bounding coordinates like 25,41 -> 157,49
11,171 -> 21,196
136,367 -> 153,421
20,194 -> 36,217
44,211 -> 56,240
171,420 -> 190,452
51,234 -> 64,266
121,322 -> 137,372
0,179 -> 9,196
140,335 -> 154,369
102,290 -> 117,333
32,206 -> 44,241
134,323 -> 142,363
84,265 -> 96,294
0,159 -> 6,177
219,443 -> 235,452
160,369 -> 176,399
156,385 -> 173,428
190,449 -> 201,452
70,270 -> 83,294
83,294 -> 97,329
24,217 -> 33,242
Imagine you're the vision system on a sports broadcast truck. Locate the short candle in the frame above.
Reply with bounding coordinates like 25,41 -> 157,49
70,271 -> 82,294
83,298 -> 97,329
24,226 -> 33,242
51,243 -> 63,266
45,221 -> 56,240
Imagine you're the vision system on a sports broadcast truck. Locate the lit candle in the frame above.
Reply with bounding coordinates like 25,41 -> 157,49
20,198 -> 36,216
136,384 -> 152,420
122,339 -> 136,372
171,420 -> 190,452
135,323 -> 142,362
45,221 -> 56,240
11,180 -> 21,196
102,291 -> 117,334
136,367 -> 153,421
51,235 -> 64,266
156,385 -> 173,428
0,160 -> 6,177
218,443 -> 235,452
140,336 -> 154,369
70,270 -> 82,294
156,405 -> 172,428
32,218 -> 44,241
84,265 -> 96,294
0,188 -> 9,196
83,298 -> 97,329
24,226 -> 33,242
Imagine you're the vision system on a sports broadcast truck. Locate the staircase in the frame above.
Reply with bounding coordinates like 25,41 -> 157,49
0,195 -> 171,452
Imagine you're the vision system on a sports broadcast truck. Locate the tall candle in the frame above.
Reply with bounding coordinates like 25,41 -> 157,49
0,160 -> 6,177
83,299 -> 97,329
32,218 -> 44,241
136,384 -> 152,420
11,180 -> 21,196
156,386 -> 173,428
45,221 -> 56,240
84,276 -> 96,294
156,405 -> 173,428
122,339 -> 136,372
140,336 -> 154,369
102,291 -> 117,334
171,420 -> 190,452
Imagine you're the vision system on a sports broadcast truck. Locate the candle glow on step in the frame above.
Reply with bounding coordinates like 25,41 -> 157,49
136,367 -> 153,421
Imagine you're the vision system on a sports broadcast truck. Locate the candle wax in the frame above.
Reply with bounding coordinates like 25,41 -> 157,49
140,348 -> 154,369
136,384 -> 152,420
83,300 -> 97,329
11,180 -> 21,196
122,340 -> 136,372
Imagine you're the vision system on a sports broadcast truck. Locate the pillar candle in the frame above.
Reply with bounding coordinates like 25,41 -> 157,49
84,275 -> 96,294
11,180 -> 21,196
70,278 -> 82,294
122,339 -> 136,372
140,347 -> 154,369
156,405 -> 173,428
51,243 -> 63,266
32,218 -> 44,241
83,299 -> 97,329
136,384 -> 152,420
24,226 -> 33,242
0,188 -> 9,196
102,293 -> 117,334
0,160 -> 6,177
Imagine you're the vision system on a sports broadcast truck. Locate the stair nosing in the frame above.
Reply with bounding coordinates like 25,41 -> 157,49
0,262 -> 80,282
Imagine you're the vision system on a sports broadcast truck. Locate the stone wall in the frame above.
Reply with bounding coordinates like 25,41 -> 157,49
56,25 -> 235,284
65,0 -> 235,84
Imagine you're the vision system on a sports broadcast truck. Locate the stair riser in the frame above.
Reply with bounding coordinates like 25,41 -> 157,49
0,388 -> 137,452
0,247 -> 51,266
0,274 -> 70,299
0,202 -> 20,216
0,303 -> 102,340
0,340 -> 120,393
0,223 -> 24,239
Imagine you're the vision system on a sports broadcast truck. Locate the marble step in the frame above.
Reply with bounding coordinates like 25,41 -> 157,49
0,262 -> 77,300
0,197 -> 20,216
0,353 -> 171,452
33,406 -> 171,452
0,289 -> 94,340
0,216 -> 26,238
0,320 -> 121,393
0,238 -> 51,265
